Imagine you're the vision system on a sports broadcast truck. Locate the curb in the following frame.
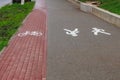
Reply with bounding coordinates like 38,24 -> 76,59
67,0 -> 120,28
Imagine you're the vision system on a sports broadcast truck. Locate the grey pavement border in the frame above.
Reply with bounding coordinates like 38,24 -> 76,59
0,0 -> 36,8
0,1 -> 12,8
68,0 -> 120,28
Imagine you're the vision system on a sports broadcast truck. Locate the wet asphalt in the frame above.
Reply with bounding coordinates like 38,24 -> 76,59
46,0 -> 120,80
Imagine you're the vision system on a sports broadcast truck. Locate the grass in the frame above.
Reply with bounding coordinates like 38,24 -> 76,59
79,0 -> 120,15
100,0 -> 120,15
0,2 -> 35,51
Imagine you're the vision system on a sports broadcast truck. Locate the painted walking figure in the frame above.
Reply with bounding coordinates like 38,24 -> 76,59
64,28 -> 79,37
92,27 -> 111,36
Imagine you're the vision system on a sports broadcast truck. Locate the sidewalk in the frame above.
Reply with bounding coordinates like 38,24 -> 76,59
0,0 -> 47,80
0,0 -> 12,8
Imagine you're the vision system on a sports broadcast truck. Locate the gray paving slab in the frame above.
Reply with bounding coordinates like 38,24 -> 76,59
46,0 -> 120,80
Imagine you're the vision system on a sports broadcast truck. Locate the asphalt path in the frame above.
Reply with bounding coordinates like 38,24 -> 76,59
46,0 -> 120,80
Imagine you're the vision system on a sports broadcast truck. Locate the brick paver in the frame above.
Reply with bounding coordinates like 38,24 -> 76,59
0,0 -> 47,80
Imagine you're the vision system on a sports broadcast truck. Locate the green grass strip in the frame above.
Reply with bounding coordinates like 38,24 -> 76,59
100,0 -> 120,15
0,2 -> 35,51
79,0 -> 120,15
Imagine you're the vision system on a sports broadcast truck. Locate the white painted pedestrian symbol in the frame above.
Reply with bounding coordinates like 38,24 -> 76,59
64,28 -> 79,37
18,31 -> 43,37
92,28 -> 111,36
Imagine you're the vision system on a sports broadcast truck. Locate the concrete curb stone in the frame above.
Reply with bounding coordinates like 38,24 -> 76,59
67,0 -> 120,28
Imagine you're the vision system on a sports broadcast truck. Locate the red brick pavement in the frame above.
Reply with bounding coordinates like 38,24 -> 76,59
0,0 -> 47,80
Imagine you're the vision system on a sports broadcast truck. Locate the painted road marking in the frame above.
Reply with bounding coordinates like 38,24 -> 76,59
64,28 -> 79,37
92,27 -> 111,36
18,31 -> 43,37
